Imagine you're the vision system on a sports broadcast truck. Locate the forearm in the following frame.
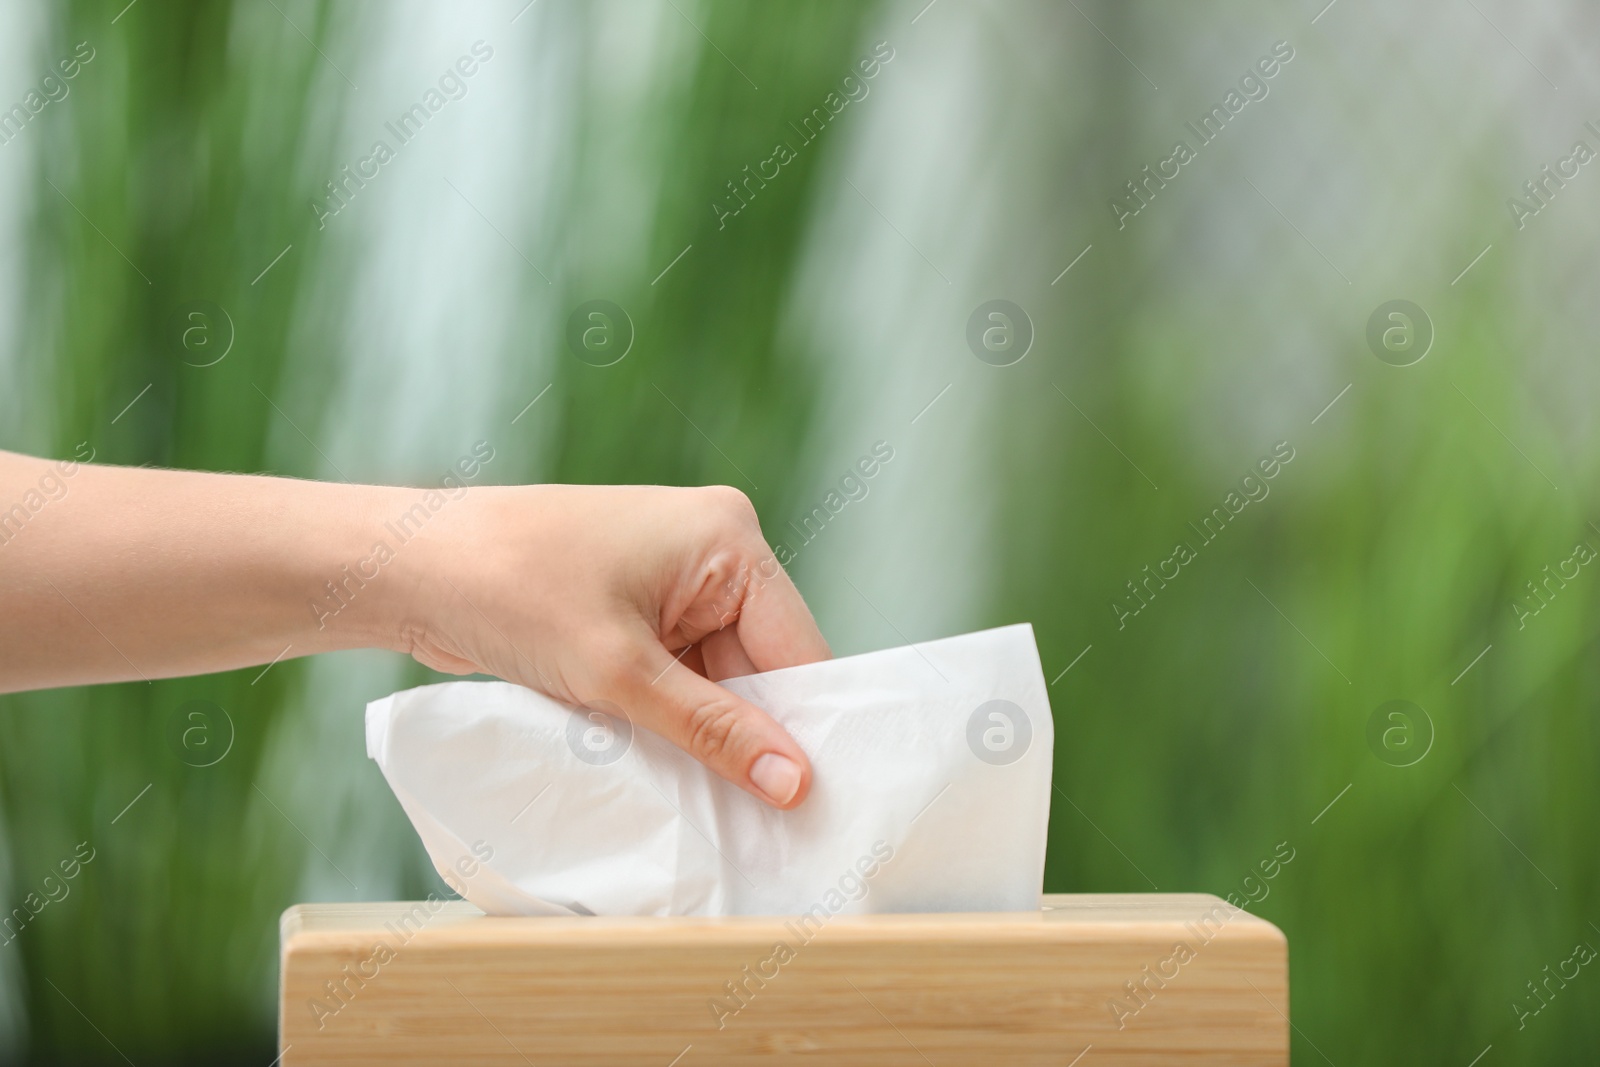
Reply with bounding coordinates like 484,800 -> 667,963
0,449 -> 409,692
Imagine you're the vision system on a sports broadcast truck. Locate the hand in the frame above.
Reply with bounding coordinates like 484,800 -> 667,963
386,484 -> 831,808
0,449 -> 827,807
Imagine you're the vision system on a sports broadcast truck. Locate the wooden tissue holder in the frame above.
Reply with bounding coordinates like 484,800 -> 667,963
279,893 -> 1287,1065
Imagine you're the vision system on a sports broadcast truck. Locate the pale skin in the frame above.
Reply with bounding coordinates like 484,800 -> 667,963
0,448 -> 827,808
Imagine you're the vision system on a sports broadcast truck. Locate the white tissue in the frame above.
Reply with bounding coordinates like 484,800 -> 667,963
365,623 -> 1054,917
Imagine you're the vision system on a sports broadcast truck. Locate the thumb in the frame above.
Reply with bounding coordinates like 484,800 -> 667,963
613,638 -> 812,809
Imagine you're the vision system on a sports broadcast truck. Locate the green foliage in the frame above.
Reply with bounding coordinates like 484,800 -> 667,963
1,1 -> 1595,1064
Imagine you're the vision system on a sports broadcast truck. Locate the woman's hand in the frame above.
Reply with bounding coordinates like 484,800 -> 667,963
385,484 -> 830,808
0,448 -> 829,808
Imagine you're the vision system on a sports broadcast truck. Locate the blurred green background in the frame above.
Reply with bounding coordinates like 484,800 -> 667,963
1,0 -> 1597,1062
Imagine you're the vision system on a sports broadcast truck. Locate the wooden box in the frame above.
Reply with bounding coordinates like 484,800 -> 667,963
280,894 -> 1287,1065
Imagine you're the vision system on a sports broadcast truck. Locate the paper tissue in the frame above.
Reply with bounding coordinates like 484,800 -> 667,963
365,623 -> 1053,917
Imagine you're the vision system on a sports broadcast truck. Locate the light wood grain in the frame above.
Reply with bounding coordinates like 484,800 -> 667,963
280,894 -> 1287,1065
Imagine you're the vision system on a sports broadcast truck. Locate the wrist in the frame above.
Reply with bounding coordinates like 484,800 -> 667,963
339,481 -> 510,657
299,482 -> 434,654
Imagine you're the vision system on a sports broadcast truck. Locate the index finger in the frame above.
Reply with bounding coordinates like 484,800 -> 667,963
732,545 -> 831,673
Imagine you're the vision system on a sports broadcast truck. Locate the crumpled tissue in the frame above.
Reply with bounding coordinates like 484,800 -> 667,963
365,623 -> 1053,917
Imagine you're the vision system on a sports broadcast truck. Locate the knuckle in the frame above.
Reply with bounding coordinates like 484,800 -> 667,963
702,485 -> 757,526
684,698 -> 745,763
707,552 -> 748,602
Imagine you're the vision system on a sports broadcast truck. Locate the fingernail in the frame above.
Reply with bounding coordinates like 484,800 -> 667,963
749,753 -> 802,806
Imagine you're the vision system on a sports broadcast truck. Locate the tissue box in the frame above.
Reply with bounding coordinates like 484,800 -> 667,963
280,894 -> 1287,1065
